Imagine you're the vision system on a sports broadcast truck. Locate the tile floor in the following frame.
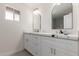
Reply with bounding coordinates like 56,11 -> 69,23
12,50 -> 32,56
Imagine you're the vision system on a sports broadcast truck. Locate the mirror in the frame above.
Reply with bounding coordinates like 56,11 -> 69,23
52,3 -> 73,29
33,8 -> 41,32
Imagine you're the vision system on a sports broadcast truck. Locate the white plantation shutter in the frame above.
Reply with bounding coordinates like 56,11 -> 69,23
5,7 -> 13,20
14,10 -> 20,21
5,6 -> 20,22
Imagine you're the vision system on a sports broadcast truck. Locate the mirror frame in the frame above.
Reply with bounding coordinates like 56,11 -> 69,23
32,10 -> 41,32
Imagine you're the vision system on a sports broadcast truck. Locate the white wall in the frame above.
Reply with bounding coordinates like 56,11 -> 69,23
43,3 -> 79,35
21,8 -> 33,32
23,3 -> 79,35
22,3 -> 53,33
0,3 -> 27,55
39,3 -> 79,34
0,3 -> 79,55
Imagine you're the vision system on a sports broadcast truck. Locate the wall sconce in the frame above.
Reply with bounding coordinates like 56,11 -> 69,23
33,8 -> 41,15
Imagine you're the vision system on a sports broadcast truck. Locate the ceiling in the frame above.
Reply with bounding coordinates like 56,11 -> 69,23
25,3 -> 52,11
4,3 -> 53,11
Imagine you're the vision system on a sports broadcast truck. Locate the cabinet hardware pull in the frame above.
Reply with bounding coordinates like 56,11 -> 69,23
54,49 -> 56,55
50,48 -> 53,54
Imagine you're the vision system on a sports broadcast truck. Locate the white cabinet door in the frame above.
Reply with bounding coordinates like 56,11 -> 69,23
31,35 -> 41,56
42,41 -> 51,56
41,37 -> 55,56
24,34 -> 29,50
55,49 -> 73,56
55,49 -> 67,56
24,34 -> 33,53
24,34 -> 41,56
54,47 -> 76,56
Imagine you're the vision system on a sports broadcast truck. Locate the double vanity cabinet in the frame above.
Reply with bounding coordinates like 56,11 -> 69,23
23,32 -> 79,56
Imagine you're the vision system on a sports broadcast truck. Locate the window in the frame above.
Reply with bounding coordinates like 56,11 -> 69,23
5,6 -> 20,21
14,10 -> 20,21
5,7 -> 13,20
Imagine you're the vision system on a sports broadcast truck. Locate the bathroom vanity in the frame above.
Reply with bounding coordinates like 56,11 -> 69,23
23,32 -> 79,56
23,3 -> 79,56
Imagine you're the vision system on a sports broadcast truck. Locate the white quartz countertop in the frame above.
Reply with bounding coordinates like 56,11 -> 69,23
24,32 -> 53,37
23,32 -> 79,41
55,34 -> 79,40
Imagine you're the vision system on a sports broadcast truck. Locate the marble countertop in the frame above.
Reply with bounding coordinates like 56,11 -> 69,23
23,32 -> 53,37
23,32 -> 79,41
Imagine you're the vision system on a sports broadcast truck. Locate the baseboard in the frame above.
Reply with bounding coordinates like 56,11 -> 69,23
0,49 -> 24,56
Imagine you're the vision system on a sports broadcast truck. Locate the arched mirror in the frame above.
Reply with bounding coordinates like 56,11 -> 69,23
33,8 -> 41,32
52,3 -> 73,29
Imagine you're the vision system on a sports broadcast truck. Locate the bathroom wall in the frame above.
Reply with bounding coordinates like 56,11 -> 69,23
1,3 -> 78,56
0,3 -> 28,55
22,3 -> 53,33
23,3 -> 79,35
35,3 -> 79,34
0,3 -> 78,55
21,7 -> 33,32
